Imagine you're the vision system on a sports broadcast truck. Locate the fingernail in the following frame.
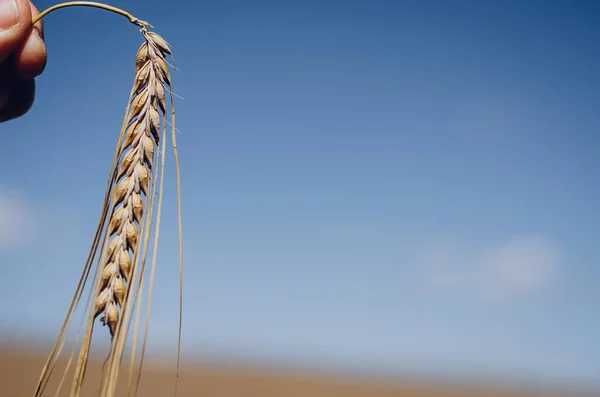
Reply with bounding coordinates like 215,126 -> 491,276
0,0 -> 19,31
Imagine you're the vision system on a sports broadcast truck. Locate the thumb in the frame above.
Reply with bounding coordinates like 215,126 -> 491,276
0,0 -> 33,64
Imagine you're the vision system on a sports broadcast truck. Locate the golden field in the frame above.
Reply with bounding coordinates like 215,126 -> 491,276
0,341 -> 593,397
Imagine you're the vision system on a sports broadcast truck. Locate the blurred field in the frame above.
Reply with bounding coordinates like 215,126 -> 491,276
2,342 -> 595,397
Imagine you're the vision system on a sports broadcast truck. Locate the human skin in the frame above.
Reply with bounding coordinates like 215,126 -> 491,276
0,0 -> 47,123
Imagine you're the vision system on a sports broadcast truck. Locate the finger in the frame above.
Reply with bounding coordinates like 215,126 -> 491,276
0,0 -> 34,64
13,1 -> 46,78
0,76 -> 34,122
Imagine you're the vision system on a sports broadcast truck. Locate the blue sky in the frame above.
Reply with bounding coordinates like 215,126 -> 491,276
1,0 -> 599,391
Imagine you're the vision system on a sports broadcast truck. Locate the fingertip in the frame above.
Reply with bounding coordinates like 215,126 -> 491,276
13,27 -> 46,78
12,1 -> 46,78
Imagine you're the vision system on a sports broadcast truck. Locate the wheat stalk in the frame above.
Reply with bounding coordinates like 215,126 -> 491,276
29,3 -> 184,397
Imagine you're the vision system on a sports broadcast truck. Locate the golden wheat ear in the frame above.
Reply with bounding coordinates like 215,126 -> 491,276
30,3 -> 184,397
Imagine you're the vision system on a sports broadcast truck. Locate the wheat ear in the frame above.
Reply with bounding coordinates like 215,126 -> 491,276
30,3 -> 184,397
93,28 -> 170,338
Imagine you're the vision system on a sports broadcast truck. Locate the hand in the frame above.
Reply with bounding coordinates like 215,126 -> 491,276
0,0 -> 47,123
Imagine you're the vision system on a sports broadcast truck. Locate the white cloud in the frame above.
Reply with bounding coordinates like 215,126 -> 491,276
413,234 -> 562,302
0,186 -> 36,254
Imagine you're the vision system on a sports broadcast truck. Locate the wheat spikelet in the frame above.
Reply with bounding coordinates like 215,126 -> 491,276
30,4 -> 183,397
